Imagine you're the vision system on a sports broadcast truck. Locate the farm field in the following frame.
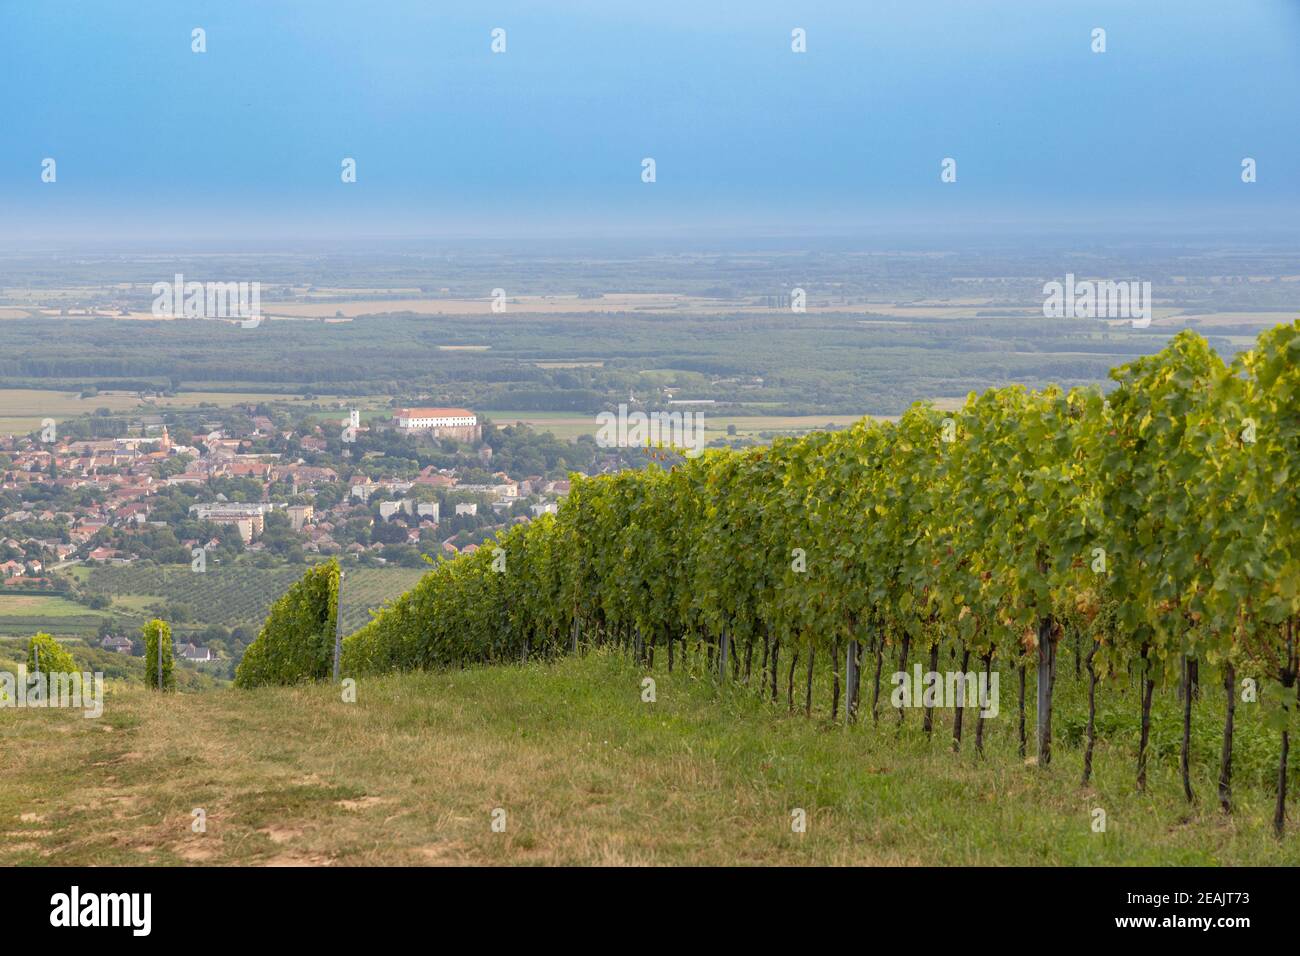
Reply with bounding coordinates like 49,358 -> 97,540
484,409 -> 885,441
0,388 -> 320,433
1,292 -> 818,320
1,649 -> 1296,866
0,291 -> 1250,421
0,594 -> 101,618
485,409 -> 599,440
0,565 -> 427,638
3,293 -> 743,320
1173,311 -> 1300,328
7,294 -> 1275,326
0,594 -> 108,639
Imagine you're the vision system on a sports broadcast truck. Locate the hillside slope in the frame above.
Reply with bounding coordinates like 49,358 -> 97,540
1,650 -> 1296,866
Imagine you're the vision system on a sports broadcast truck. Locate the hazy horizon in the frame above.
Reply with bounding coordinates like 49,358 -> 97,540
4,0 -> 1298,241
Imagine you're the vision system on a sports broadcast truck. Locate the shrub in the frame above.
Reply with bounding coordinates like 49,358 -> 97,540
234,560 -> 339,688
142,618 -> 175,691
26,632 -> 78,676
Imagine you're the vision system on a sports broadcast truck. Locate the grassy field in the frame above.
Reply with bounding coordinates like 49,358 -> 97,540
2,648 -> 1297,865
0,388 -> 323,433
0,594 -> 102,618
0,594 -> 108,639
486,409 -> 599,440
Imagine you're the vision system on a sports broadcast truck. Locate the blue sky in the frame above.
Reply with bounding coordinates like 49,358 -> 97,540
2,0 -> 1298,240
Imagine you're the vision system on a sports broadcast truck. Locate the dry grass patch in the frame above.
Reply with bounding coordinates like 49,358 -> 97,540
0,652 -> 1297,865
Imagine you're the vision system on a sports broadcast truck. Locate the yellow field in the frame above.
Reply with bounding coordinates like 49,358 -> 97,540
484,409 -> 903,441
259,293 -> 743,318
1168,312 -> 1299,328
0,386 -> 963,441
6,292 -> 1014,320
0,389 -> 319,433
7,288 -> 1289,327
0,594 -> 106,619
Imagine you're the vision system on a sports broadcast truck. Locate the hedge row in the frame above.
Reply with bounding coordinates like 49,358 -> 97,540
234,560 -> 339,688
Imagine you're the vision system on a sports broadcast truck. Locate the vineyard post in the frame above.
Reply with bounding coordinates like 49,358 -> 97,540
1219,661 -> 1236,813
923,642 -> 939,735
1035,617 -> 1054,766
1017,665 -> 1026,757
1181,652 -> 1195,803
851,639 -> 863,719
831,636 -> 841,719
33,642 -> 40,680
786,648 -> 798,711
1137,642 -> 1155,790
896,633 -> 910,725
804,647 -> 815,716
871,635 -> 885,723
1275,620 -> 1297,836
1083,640 -> 1099,785
158,631 -> 163,691
769,638 -> 779,702
845,639 -> 859,721
952,645 -> 970,751
333,570 -> 344,683
718,628 -> 729,680
1276,725 -> 1291,837
975,648 -> 993,755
